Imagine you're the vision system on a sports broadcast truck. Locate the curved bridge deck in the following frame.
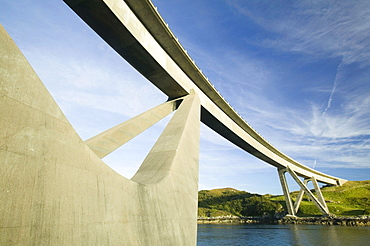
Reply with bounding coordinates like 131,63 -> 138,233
64,0 -> 345,186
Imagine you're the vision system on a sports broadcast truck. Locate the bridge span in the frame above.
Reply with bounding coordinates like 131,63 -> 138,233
64,0 -> 346,186
1,0 -> 346,245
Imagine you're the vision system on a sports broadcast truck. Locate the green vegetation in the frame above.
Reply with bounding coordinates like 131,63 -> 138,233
198,180 -> 370,217
198,188 -> 283,217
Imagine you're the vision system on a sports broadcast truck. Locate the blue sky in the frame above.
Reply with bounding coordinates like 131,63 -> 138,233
1,0 -> 369,195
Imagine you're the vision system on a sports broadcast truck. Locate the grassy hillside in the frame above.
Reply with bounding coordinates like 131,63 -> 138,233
198,180 -> 370,217
198,188 -> 284,217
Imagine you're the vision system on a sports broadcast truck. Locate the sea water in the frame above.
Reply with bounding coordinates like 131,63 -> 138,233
197,224 -> 370,246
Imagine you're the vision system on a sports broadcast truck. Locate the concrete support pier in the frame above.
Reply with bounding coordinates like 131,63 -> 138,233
0,25 -> 201,245
278,166 -> 330,216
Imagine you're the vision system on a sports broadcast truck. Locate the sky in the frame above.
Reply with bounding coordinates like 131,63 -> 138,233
1,0 -> 369,195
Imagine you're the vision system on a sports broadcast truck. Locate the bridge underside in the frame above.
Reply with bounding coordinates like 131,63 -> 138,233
63,0 -> 346,186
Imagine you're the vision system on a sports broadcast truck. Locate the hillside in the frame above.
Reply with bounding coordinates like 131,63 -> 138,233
198,180 -> 370,217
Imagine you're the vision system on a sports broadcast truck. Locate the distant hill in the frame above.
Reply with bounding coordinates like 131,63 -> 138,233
198,180 -> 370,217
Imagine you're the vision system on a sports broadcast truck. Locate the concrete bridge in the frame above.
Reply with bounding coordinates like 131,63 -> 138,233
0,0 -> 346,245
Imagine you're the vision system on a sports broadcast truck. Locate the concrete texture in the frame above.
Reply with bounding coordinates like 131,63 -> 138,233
0,25 -> 201,245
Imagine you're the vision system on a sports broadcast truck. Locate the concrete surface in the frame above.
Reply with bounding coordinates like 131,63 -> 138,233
0,25 -> 200,245
85,99 -> 178,158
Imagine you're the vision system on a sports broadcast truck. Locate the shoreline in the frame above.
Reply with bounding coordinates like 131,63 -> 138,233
197,215 -> 370,226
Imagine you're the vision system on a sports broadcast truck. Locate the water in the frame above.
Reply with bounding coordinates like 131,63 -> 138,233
197,224 -> 370,246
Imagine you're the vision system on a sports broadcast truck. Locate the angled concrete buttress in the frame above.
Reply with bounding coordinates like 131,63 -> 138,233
0,25 -> 201,245
85,99 -> 179,159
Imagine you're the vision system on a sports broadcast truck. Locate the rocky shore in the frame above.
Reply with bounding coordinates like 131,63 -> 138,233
198,215 -> 370,226
279,215 -> 370,226
198,215 -> 277,224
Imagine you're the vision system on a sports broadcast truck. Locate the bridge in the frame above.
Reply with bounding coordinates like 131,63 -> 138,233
0,0 -> 346,245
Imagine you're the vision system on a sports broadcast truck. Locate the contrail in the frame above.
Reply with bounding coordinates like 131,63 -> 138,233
322,59 -> 344,117
314,58 -> 344,169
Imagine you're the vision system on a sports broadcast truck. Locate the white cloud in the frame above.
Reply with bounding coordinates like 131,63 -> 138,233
228,0 -> 370,65
201,57 -> 370,170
